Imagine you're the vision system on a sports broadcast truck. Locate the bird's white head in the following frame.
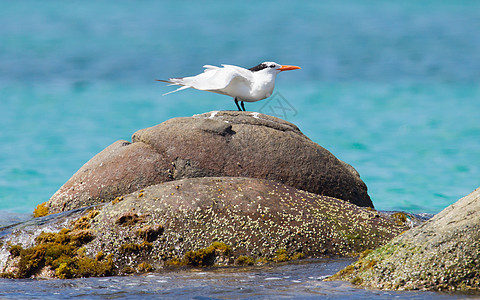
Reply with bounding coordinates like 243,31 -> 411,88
249,62 -> 301,74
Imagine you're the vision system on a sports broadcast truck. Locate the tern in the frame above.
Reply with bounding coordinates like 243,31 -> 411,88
157,62 -> 301,111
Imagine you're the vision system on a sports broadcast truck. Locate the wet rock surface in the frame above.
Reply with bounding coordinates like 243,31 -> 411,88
1,177 -> 408,279
0,207 -> 93,278
329,187 -> 480,292
46,111 -> 372,213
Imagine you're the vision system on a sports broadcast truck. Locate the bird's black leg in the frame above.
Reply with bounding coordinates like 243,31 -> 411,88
241,101 -> 246,111
234,98 -> 242,111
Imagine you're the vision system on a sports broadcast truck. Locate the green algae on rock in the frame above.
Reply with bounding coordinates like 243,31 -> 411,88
0,208 -> 113,279
328,187 -> 480,292
182,242 -> 232,267
33,202 -> 49,218
2,227 -> 113,279
235,255 -> 255,266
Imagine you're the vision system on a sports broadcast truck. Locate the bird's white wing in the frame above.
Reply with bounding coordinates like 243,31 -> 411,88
163,65 -> 252,93
162,85 -> 191,96
220,64 -> 252,76
202,65 -> 220,72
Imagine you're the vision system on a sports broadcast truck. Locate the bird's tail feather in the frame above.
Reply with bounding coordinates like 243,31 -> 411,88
156,79 -> 172,84
156,79 -> 191,96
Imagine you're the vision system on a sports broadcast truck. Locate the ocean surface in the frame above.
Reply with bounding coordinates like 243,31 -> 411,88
0,259 -> 471,300
1,1 -> 479,298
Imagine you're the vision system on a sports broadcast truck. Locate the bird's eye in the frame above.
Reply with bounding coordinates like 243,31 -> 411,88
270,64 -> 276,68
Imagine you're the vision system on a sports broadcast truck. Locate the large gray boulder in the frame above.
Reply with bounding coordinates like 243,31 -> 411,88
88,177 -> 399,262
329,187 -> 480,292
46,111 -> 372,213
1,177 -> 406,279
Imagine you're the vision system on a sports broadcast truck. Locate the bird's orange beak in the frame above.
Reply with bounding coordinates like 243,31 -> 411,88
279,65 -> 301,71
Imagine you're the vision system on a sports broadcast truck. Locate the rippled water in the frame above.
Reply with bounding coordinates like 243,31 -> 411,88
0,259 -> 469,299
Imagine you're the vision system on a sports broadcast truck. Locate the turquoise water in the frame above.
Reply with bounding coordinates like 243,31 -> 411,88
1,1 -> 479,215
1,1 -> 480,298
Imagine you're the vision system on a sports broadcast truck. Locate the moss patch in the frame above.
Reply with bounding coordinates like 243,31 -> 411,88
183,242 -> 232,267
165,244 -> 305,269
0,272 -> 16,279
111,196 -> 124,205
71,210 -> 99,230
235,255 -> 255,266
164,257 -> 183,267
55,254 -> 114,279
4,213 -> 113,279
327,243 -> 401,283
9,245 -> 23,257
33,202 -> 49,218
119,241 -> 153,254
137,262 -> 154,272
273,249 -> 305,262
391,212 -> 408,226
166,242 -> 232,267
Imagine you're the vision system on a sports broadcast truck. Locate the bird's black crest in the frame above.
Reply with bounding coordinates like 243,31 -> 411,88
249,63 -> 268,72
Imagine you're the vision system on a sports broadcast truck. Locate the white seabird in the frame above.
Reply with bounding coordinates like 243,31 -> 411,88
158,62 -> 301,111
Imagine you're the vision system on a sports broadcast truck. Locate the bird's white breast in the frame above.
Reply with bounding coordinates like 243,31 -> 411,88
242,72 -> 276,102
